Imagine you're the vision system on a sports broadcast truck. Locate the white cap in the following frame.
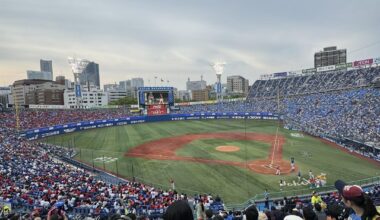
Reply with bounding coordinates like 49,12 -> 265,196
284,215 -> 303,220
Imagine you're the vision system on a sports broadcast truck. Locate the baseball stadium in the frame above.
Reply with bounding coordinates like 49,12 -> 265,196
1,63 -> 380,219
2,1 -> 380,219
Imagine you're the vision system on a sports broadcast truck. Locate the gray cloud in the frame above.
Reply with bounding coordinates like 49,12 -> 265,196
0,0 -> 379,89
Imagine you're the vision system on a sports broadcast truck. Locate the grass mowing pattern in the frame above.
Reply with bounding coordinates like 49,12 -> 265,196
42,120 -> 380,204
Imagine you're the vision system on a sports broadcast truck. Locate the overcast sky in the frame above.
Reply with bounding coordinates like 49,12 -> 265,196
1,0 -> 379,90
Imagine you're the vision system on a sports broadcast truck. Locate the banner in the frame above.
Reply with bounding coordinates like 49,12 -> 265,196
288,70 -> 302,76
335,63 -> 349,70
302,68 -> 316,74
317,65 -> 336,72
273,72 -> 288,78
75,84 -> 81,97
23,112 -> 279,140
29,104 -> 67,109
353,58 -> 373,67
215,82 -> 222,93
176,102 -> 191,106
147,104 -> 167,115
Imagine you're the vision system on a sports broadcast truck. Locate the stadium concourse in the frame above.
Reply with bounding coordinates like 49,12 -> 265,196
1,66 -> 380,219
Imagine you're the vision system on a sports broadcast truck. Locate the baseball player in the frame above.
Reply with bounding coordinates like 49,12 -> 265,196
276,166 -> 281,175
297,170 -> 302,182
290,157 -> 295,171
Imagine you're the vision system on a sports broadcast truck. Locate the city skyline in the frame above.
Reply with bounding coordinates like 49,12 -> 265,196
1,0 -> 380,90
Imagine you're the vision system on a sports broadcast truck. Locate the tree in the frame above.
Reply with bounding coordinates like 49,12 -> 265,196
109,97 -> 138,106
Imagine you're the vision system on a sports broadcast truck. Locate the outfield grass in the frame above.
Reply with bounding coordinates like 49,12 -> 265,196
42,120 -> 380,204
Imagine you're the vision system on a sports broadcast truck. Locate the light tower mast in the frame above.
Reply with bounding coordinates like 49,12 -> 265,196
68,57 -> 90,108
12,92 -> 20,131
211,62 -> 226,102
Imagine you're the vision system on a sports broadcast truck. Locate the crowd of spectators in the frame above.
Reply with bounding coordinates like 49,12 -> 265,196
0,121 -> 182,219
0,108 -> 135,130
176,99 -> 277,114
248,66 -> 380,98
0,112 -> 228,219
161,183 -> 380,220
282,87 -> 380,144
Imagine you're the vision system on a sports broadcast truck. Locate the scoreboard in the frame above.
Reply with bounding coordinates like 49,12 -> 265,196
138,87 -> 174,116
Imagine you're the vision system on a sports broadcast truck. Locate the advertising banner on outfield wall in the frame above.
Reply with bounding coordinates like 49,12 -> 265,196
317,65 -> 336,72
288,70 -> 303,76
23,112 -> 279,140
335,63 -> 350,70
29,104 -> 67,109
353,58 -> 373,67
302,68 -> 316,74
260,74 -> 273,80
273,72 -> 288,78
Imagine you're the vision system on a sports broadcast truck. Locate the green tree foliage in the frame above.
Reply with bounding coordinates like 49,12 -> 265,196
109,97 -> 138,106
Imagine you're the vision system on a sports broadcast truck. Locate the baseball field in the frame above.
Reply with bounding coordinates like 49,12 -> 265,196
42,119 -> 380,205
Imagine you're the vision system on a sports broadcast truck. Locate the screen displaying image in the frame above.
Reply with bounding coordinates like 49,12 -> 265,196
144,91 -> 169,105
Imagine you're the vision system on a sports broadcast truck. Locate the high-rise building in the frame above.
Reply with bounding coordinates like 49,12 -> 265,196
191,89 -> 209,101
119,79 -> 142,97
55,75 -> 65,85
79,62 -> 100,88
119,80 -> 131,91
186,76 -> 207,91
107,90 -> 127,103
27,70 -> 53,81
12,79 -> 65,105
177,90 -> 190,101
227,75 -> 249,95
0,87 -> 11,108
0,87 -> 11,96
131,78 -> 144,88
314,46 -> 347,68
40,59 -> 53,75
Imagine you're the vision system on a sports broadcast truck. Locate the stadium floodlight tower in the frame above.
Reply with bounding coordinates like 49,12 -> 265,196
68,57 -> 90,108
211,61 -> 226,102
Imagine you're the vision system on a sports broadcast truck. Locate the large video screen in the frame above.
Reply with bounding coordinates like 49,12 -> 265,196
144,91 -> 169,105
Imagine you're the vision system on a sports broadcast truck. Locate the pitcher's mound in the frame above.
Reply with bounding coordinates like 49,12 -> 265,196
216,146 -> 240,152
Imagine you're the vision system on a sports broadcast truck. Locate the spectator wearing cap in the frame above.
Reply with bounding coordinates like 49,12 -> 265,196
335,180 -> 380,220
284,215 -> 303,220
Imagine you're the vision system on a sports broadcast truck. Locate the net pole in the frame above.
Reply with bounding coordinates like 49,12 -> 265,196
244,117 -> 249,198
92,151 -> 95,171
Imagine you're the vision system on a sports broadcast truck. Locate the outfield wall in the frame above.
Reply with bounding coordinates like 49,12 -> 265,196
22,112 -> 279,140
